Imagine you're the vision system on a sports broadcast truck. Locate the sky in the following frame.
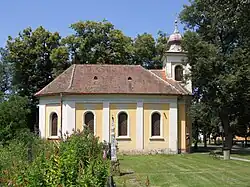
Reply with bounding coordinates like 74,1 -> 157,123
0,0 -> 190,47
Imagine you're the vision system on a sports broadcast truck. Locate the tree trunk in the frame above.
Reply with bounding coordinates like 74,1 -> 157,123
245,136 -> 247,148
194,121 -> 199,150
208,136 -> 211,145
203,132 -> 207,148
224,126 -> 233,149
214,137 -> 217,145
194,140 -> 198,150
221,112 -> 233,149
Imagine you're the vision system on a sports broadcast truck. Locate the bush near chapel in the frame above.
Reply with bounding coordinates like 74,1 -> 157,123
0,128 -> 110,186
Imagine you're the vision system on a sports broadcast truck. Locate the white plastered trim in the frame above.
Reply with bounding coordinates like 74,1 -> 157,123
149,110 -> 164,139
116,110 -> 130,139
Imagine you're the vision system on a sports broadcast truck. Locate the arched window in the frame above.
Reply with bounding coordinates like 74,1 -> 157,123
118,112 -> 128,136
151,112 -> 161,136
84,111 -> 94,133
175,65 -> 183,81
51,113 -> 58,136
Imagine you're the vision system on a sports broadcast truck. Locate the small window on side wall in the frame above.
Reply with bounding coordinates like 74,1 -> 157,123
51,113 -> 58,136
175,65 -> 183,81
151,112 -> 161,137
118,112 -> 128,136
84,111 -> 94,134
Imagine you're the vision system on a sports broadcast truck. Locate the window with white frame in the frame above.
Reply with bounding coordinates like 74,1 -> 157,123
151,112 -> 161,137
50,112 -> 58,136
175,65 -> 183,81
118,112 -> 128,136
84,111 -> 94,134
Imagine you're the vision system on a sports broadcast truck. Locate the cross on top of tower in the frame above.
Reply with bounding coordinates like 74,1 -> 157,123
174,19 -> 179,34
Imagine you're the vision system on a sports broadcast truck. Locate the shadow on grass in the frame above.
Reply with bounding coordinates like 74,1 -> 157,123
191,146 -> 219,153
191,145 -> 250,158
230,149 -> 250,157
120,171 -> 134,176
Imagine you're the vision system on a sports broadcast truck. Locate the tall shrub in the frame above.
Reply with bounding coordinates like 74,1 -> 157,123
1,128 -> 109,186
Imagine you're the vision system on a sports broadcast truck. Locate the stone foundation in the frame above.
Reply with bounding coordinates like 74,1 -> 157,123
118,148 -> 182,155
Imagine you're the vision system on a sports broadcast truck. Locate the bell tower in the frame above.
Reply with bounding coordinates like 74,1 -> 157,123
162,20 -> 192,93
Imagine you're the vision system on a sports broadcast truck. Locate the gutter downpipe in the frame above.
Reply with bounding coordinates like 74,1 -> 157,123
60,93 -> 63,139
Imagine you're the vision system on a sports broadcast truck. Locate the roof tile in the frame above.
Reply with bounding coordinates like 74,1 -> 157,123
35,64 -> 190,96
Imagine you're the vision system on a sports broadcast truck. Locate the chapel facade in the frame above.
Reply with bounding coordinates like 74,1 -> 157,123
36,21 -> 192,153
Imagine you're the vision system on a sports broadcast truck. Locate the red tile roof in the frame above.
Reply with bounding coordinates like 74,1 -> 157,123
35,64 -> 191,97
149,69 -> 191,95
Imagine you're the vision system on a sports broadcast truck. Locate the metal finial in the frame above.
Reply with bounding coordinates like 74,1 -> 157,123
174,19 -> 179,33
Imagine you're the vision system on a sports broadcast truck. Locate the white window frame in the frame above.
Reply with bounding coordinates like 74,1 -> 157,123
149,110 -> 164,139
83,110 -> 96,136
116,110 -> 130,139
173,64 -> 184,82
49,111 -> 60,139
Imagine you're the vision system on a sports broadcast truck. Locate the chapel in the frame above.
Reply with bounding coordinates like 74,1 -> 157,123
35,20 -> 192,153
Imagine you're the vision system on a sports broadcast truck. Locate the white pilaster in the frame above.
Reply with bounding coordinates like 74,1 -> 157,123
38,104 -> 46,138
62,101 -> 76,137
166,60 -> 172,78
185,63 -> 192,93
169,101 -> 178,153
102,101 -> 110,142
136,102 -> 144,150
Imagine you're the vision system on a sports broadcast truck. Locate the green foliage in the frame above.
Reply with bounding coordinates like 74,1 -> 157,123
155,31 -> 169,64
0,128 -> 109,186
0,129 -> 43,184
0,48 -> 11,94
133,31 -> 168,69
7,26 -> 62,98
180,0 -> 250,148
5,26 -> 65,129
0,94 -> 30,144
63,20 -> 133,65
133,33 -> 157,67
62,20 -> 169,69
50,46 -> 70,78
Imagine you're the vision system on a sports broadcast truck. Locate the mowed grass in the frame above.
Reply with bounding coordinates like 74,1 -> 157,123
231,153 -> 250,160
114,154 -> 250,187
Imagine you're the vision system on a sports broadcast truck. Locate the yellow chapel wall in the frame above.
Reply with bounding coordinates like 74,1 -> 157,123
143,103 -> 169,150
45,104 -> 61,138
178,103 -> 192,153
75,103 -> 103,141
185,103 -> 192,153
42,95 -> 192,153
178,104 -> 186,152
109,103 -> 137,150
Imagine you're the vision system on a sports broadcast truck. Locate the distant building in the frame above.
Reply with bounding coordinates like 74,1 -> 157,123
35,21 -> 192,154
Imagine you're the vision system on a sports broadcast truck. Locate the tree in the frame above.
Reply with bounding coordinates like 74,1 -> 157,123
180,0 -> 250,149
50,46 -> 70,78
0,48 -> 11,94
0,94 -> 30,144
133,31 -> 168,69
63,20 -> 133,65
5,26 -> 65,129
133,33 -> 157,68
155,31 -> 169,67
190,100 -> 219,148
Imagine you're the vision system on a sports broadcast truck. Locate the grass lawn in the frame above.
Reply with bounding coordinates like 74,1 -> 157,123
231,153 -> 250,160
114,154 -> 250,187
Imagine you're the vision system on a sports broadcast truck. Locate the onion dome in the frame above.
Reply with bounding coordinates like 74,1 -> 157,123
167,20 -> 183,52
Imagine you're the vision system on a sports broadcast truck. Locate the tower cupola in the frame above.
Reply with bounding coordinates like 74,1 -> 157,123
162,19 -> 192,93
167,20 -> 183,52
